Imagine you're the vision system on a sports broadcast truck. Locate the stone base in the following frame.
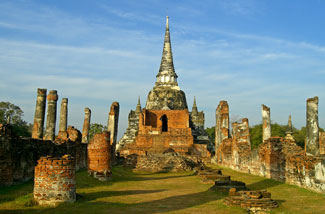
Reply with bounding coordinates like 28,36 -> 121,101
224,189 -> 278,214
88,170 -> 112,181
123,152 -> 204,172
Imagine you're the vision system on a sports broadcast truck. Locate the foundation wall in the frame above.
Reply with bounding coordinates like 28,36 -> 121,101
0,124 -> 87,186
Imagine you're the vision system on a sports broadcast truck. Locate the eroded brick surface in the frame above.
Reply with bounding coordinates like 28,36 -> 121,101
34,155 -> 75,206
107,102 -> 119,157
43,90 -> 58,141
32,88 -> 47,139
215,101 -> 229,152
0,124 -> 87,186
81,107 -> 91,144
88,131 -> 112,181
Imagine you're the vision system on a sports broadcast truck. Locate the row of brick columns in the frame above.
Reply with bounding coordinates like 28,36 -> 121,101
215,96 -> 321,157
31,88 -> 66,141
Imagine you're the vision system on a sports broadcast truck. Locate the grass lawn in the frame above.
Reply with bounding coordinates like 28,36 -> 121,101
0,165 -> 324,214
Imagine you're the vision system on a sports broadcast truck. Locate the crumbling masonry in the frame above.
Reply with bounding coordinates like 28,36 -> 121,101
107,102 -> 119,157
215,97 -> 325,193
82,107 -> 91,144
32,88 -> 47,139
43,90 -> 58,141
88,131 -> 112,181
34,155 -> 76,205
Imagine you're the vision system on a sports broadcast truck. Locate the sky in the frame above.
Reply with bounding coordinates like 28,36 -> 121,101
0,0 -> 325,140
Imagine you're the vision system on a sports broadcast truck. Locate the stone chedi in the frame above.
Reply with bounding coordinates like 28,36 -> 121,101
117,17 -> 211,157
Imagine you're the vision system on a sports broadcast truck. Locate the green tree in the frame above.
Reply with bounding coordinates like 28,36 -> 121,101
0,101 -> 31,137
205,126 -> 215,142
89,123 -> 107,140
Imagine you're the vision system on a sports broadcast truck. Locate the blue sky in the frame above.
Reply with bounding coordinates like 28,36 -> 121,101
0,0 -> 324,139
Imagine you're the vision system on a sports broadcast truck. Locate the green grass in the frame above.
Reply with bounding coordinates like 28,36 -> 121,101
0,165 -> 324,214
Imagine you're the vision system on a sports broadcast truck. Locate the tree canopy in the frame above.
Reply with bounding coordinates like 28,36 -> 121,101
89,123 -> 107,140
0,101 -> 32,137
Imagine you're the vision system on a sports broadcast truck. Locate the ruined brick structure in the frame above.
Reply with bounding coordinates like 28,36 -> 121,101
306,96 -> 319,156
57,98 -> 68,140
320,131 -> 325,155
32,88 -> 47,139
215,101 -> 230,152
43,90 -> 58,141
117,17 -> 211,162
0,123 -> 87,186
88,131 -> 112,181
262,104 -> 271,142
34,155 -> 76,205
81,107 -> 91,143
107,102 -> 119,157
0,89 -> 87,186
117,98 -> 141,151
214,97 -> 325,193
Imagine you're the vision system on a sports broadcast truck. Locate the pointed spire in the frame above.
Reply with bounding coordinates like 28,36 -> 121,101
192,96 -> 198,114
287,115 -> 293,133
156,16 -> 178,87
136,96 -> 142,113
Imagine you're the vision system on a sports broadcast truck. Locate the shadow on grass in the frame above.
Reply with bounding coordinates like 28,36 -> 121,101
0,190 -> 226,214
0,181 -> 33,204
77,189 -> 167,202
247,178 -> 283,190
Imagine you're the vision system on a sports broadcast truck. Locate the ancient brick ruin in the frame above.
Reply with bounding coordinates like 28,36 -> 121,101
117,16 -> 211,167
31,88 -> 47,139
0,88 -> 87,186
34,155 -> 76,206
43,90 -> 58,141
224,189 -> 278,214
214,96 -> 325,193
107,102 -> 119,158
88,131 -> 112,181
81,107 -> 91,144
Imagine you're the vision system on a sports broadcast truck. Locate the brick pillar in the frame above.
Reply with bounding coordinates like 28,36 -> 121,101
107,102 -> 119,158
81,107 -> 91,143
262,104 -> 271,142
306,96 -> 319,156
32,88 -> 47,139
215,100 -> 229,153
59,98 -> 68,132
88,131 -> 112,181
43,90 -> 58,141
34,155 -> 76,206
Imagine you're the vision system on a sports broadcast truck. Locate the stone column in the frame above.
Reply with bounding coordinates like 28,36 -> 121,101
32,88 -> 47,139
107,102 -> 119,157
306,96 -> 319,156
82,107 -> 91,144
215,101 -> 229,153
43,90 -> 58,141
59,98 -> 68,132
262,104 -> 271,142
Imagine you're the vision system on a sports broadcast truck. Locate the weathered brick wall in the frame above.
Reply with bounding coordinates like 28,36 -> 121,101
120,108 -> 196,156
0,124 -> 87,186
216,135 -> 325,193
88,131 -> 112,181
215,101 -> 230,152
231,119 -> 251,170
320,132 -> 325,155
34,155 -> 75,205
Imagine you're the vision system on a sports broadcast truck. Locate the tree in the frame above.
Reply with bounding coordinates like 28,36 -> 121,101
205,126 -> 215,142
0,101 -> 31,137
89,123 -> 107,140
